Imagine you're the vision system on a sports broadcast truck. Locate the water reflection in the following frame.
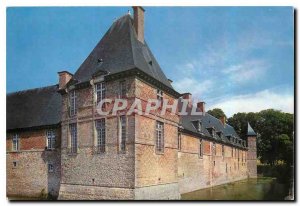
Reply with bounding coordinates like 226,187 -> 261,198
181,178 -> 290,200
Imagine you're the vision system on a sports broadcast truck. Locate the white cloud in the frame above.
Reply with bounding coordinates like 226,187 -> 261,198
207,89 -> 294,117
173,77 -> 213,99
222,60 -> 268,84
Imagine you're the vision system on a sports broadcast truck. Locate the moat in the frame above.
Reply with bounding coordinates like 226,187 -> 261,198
181,177 -> 292,200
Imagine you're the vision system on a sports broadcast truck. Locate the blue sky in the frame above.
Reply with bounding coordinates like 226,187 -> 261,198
7,7 -> 294,116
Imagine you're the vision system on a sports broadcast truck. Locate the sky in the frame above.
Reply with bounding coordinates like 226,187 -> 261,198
7,7 -> 294,117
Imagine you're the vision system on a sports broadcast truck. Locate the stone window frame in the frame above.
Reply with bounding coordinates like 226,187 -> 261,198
95,118 -> 106,154
118,115 -> 127,153
46,129 -> 56,150
48,163 -> 54,173
69,123 -> 78,154
69,90 -> 77,117
178,132 -> 181,151
222,145 -> 225,158
95,81 -> 106,105
155,121 -> 164,154
212,142 -> 216,156
199,139 -> 203,158
12,133 -> 19,151
156,89 -> 163,104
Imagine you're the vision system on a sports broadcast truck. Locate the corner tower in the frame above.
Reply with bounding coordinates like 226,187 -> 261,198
247,123 -> 257,178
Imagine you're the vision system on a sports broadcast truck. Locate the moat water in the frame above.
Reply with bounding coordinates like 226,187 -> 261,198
181,177 -> 292,200
8,177 -> 292,200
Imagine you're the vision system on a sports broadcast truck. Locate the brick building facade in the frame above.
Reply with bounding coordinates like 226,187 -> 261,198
6,7 -> 257,200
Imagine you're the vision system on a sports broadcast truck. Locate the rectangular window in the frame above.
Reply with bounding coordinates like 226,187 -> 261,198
46,130 -> 56,149
119,116 -> 126,152
238,150 -> 240,162
231,147 -> 234,157
119,80 -> 126,97
48,164 -> 54,173
212,142 -> 216,156
157,89 -> 163,102
197,121 -> 202,132
96,119 -> 106,153
95,82 -> 106,104
156,121 -> 164,153
222,145 -> 225,157
69,123 -> 77,153
178,133 -> 181,151
199,139 -> 203,158
12,134 -> 19,151
13,161 -> 17,168
69,90 -> 77,116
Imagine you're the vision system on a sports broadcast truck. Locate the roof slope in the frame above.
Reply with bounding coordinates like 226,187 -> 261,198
72,14 -> 173,88
7,85 -> 61,130
179,100 -> 244,147
247,122 -> 257,136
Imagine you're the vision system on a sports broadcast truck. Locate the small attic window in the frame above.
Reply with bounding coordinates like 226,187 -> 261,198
149,60 -> 153,65
192,120 -> 202,133
97,58 -> 103,63
196,121 -> 202,132
217,131 -> 223,139
208,128 -> 216,138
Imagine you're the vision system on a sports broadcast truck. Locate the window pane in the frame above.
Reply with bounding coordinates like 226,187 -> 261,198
96,82 -> 106,104
96,119 -> 105,153
120,116 -> 126,152
70,123 -> 77,153
156,121 -> 164,152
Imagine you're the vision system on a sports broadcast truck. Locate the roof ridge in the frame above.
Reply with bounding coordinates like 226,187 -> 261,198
206,112 -> 234,129
7,84 -> 58,96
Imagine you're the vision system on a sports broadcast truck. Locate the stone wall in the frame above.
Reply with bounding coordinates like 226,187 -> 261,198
6,128 -> 61,198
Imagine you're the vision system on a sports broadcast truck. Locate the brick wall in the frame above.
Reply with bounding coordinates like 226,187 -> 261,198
247,136 -> 257,178
178,132 -> 248,194
59,77 -> 136,200
6,128 -> 61,198
134,78 -> 180,199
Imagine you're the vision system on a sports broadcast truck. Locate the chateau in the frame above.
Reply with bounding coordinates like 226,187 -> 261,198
6,7 -> 257,200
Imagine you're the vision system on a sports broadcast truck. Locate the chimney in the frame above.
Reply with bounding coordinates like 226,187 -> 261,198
58,71 -> 73,90
132,6 -> 145,43
197,102 -> 206,114
220,116 -> 226,126
182,93 -> 192,107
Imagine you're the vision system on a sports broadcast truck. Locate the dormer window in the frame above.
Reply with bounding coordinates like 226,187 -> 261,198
207,127 -> 216,138
157,89 -> 163,102
196,121 -> 202,132
217,131 -> 224,139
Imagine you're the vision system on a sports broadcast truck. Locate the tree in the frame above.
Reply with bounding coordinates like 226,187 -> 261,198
228,109 -> 294,166
207,108 -> 226,119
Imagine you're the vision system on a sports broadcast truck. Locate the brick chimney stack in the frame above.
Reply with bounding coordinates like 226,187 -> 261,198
182,93 -> 192,108
58,71 -> 73,90
220,116 -> 226,126
132,6 -> 145,43
197,102 -> 206,114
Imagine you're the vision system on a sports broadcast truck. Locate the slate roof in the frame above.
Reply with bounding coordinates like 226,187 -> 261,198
179,102 -> 245,148
72,14 -> 173,89
247,122 -> 257,136
7,85 -> 61,131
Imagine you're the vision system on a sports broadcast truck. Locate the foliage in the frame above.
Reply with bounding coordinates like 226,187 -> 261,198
207,108 -> 227,119
227,109 -> 294,166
